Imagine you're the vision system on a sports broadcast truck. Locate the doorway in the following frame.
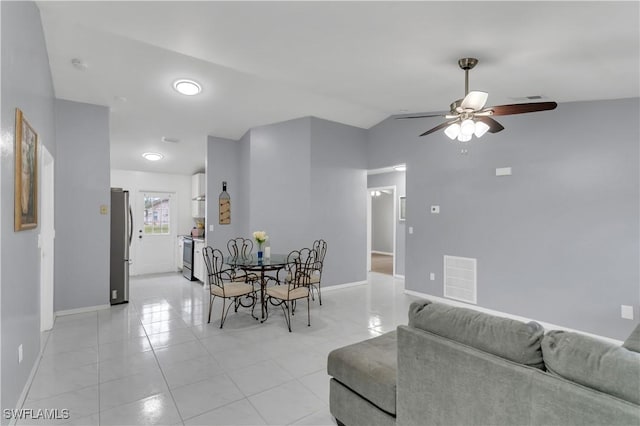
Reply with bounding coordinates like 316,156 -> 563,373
133,191 -> 177,275
367,186 -> 396,276
40,146 -> 55,331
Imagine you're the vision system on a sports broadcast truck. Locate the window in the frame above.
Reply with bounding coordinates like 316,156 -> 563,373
143,194 -> 171,235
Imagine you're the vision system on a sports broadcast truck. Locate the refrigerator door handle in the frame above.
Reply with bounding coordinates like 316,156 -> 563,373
128,206 -> 133,246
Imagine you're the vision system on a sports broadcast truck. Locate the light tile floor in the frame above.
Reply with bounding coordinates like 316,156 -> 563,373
19,272 -> 417,426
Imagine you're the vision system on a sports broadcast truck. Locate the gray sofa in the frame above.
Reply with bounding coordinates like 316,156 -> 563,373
328,299 -> 640,426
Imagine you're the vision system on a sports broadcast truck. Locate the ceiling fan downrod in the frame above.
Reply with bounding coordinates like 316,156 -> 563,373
458,57 -> 478,96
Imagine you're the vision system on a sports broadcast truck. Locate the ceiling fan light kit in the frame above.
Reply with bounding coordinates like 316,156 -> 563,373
400,58 -> 557,142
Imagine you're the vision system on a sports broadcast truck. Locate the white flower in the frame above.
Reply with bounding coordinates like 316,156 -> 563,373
253,231 -> 268,244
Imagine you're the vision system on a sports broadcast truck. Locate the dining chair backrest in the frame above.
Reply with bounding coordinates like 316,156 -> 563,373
203,246 -> 228,291
312,239 -> 327,268
286,248 -> 317,288
227,237 -> 253,260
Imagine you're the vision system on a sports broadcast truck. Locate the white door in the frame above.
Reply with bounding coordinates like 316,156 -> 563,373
40,146 -> 55,331
133,191 -> 177,275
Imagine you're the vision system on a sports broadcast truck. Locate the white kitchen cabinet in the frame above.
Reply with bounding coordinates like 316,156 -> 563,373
192,173 -> 205,199
192,200 -> 205,218
193,240 -> 206,282
191,173 -> 206,218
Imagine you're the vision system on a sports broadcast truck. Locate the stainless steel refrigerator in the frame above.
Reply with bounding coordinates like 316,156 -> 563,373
110,188 -> 132,305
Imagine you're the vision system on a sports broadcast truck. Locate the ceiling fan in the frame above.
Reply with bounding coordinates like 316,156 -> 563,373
398,58 -> 557,141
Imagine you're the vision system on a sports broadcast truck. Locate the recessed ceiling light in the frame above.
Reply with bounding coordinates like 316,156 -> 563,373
142,152 -> 163,161
393,164 -> 407,172
173,79 -> 201,96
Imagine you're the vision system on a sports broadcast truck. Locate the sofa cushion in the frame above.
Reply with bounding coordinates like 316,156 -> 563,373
408,299 -> 545,369
542,330 -> 640,405
327,331 -> 397,415
623,324 -> 640,353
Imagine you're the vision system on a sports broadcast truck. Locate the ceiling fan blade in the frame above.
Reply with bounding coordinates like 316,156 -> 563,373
419,120 -> 457,137
396,113 -> 445,120
486,102 -> 557,116
475,116 -> 504,133
460,91 -> 488,111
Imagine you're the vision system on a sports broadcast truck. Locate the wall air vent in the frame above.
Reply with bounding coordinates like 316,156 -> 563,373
444,255 -> 477,304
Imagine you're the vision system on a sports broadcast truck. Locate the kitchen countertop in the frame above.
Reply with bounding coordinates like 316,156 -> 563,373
178,235 -> 205,241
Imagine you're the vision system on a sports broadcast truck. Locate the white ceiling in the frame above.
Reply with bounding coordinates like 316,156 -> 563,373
37,1 -> 639,175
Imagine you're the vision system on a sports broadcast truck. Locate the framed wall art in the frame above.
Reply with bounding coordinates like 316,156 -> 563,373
15,108 -> 38,231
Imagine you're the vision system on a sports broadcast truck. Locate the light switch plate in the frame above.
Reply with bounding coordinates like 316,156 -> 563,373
209,225 -> 214,232
496,167 -> 512,176
408,226 -> 414,234
621,305 -> 634,320
429,273 -> 435,281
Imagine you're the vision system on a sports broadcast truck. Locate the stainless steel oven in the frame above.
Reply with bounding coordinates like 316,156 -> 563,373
182,237 -> 196,280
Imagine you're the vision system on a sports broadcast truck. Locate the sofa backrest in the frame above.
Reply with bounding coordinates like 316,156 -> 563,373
408,300 -> 545,369
542,330 -> 640,405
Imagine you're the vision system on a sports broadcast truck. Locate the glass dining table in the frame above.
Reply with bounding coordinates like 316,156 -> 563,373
225,254 -> 289,321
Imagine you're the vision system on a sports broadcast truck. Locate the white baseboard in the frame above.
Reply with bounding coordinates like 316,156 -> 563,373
404,289 -> 623,345
323,280 -> 368,292
394,274 -> 405,279
11,332 -> 51,426
55,304 -> 111,317
14,303 -> 112,422
371,251 -> 393,256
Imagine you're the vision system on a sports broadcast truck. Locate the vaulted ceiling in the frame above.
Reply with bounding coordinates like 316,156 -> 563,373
37,1 -> 639,174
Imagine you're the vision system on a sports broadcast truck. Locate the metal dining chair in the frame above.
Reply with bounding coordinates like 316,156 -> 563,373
227,237 -> 253,259
266,248 -> 315,332
309,239 -> 327,305
203,246 -> 257,328
226,237 -> 258,283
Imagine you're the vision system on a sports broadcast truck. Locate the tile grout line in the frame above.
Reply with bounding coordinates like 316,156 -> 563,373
145,313 -> 187,426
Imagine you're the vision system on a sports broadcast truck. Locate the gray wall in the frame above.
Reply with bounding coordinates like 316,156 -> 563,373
310,117 -> 368,286
0,0 -> 56,416
250,118 -> 312,252
54,99 -> 110,311
237,131 -> 251,239
368,98 -> 639,340
371,192 -> 394,253
206,136 -> 242,249
206,117 -> 368,286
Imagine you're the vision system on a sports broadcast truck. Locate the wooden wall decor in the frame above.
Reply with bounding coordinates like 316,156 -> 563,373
219,181 -> 231,224
15,108 -> 38,231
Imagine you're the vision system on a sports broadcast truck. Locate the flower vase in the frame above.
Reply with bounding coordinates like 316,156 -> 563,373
257,243 -> 264,260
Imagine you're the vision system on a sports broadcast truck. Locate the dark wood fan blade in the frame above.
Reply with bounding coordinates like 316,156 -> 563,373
486,102 -> 557,116
419,120 -> 455,137
475,116 -> 504,133
396,113 -> 445,120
